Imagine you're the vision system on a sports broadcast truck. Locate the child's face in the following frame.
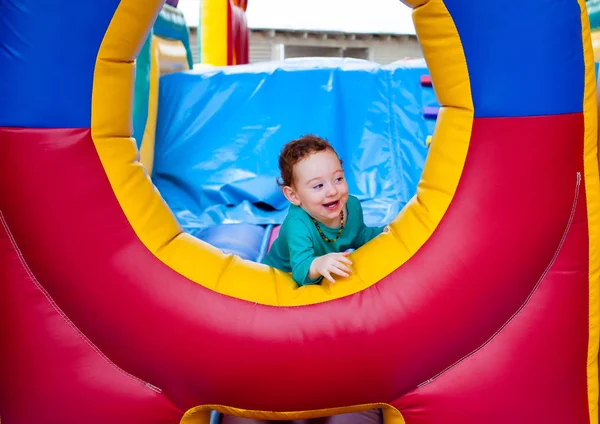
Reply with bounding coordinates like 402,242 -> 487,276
283,149 -> 349,227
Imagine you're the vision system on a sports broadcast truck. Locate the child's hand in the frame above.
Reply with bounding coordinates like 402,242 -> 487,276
309,252 -> 353,283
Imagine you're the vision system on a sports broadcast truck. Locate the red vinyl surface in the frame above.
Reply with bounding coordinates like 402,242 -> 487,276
0,208 -> 183,423
0,111 -> 588,418
395,169 -> 590,423
228,0 -> 250,65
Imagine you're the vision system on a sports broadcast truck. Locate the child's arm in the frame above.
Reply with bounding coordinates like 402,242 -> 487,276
356,224 -> 385,247
287,220 -> 324,286
354,202 -> 386,247
287,220 -> 352,285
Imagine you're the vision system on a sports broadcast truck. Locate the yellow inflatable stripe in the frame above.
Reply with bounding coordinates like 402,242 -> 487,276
579,1 -> 600,422
181,403 -> 405,424
90,0 -> 472,309
201,0 -> 228,66
155,35 -> 190,75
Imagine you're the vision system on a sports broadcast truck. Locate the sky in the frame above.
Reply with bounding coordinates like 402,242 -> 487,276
177,0 -> 416,35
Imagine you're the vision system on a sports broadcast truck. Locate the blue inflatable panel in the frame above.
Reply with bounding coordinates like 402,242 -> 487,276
194,224 -> 266,261
444,0 -> 584,117
0,0 -> 120,127
153,58 -> 437,231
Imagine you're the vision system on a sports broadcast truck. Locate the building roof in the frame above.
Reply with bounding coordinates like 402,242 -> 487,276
177,0 -> 416,35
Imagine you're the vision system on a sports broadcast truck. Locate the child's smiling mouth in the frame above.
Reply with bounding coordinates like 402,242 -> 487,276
323,200 -> 340,210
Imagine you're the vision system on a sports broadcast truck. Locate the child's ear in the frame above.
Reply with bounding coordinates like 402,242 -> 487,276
283,186 -> 301,206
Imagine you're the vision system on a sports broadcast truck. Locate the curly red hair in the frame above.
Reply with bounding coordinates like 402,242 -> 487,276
277,135 -> 342,187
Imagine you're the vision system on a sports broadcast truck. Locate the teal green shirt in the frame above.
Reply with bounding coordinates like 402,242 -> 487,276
262,195 -> 384,286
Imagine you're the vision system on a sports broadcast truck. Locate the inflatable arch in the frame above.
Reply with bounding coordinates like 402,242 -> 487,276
1,1 -> 599,424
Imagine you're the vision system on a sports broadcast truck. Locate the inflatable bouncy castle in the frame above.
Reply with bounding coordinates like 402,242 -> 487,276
133,0 -> 250,177
1,1 -> 600,424
134,2 -> 194,175
153,57 -> 436,245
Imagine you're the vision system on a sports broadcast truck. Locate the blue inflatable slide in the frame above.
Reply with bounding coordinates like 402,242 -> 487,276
151,57 -> 437,261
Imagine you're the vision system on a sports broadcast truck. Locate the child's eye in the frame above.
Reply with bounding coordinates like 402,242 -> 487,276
313,184 -> 323,189
335,177 -> 344,183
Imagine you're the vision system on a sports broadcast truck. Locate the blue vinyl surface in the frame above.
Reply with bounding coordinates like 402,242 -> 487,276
153,58 -> 437,232
443,0 -> 584,117
194,223 -> 266,261
0,0 -> 120,127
